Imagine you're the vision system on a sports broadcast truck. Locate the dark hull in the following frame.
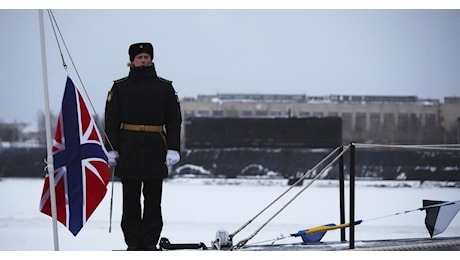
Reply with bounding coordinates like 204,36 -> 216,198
238,236 -> 460,251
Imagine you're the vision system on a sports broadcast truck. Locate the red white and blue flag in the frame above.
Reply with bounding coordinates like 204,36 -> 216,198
39,77 -> 111,236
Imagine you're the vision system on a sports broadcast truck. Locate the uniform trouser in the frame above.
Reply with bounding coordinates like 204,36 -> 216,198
121,179 -> 163,249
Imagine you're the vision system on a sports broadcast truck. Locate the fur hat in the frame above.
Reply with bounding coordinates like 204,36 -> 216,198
129,42 -> 154,61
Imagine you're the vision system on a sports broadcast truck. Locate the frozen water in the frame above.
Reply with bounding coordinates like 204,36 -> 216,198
0,177 -> 459,257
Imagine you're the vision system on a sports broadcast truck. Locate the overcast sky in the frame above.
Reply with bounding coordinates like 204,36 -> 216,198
1,7 -> 460,123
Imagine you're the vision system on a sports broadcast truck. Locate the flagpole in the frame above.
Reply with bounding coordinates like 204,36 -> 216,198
39,9 -> 60,251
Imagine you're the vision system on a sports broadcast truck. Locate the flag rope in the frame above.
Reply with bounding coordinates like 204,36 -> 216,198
42,10 -> 117,237
46,9 -> 116,152
246,200 -> 458,247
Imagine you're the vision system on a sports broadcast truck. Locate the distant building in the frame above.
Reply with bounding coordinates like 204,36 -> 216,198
1,94 -> 459,147
180,94 -> 460,145
1,95 -> 459,180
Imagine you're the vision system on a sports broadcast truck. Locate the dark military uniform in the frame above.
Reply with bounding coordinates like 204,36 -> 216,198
104,62 -> 182,250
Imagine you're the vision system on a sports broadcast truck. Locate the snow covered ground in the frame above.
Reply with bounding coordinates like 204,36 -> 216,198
0,177 -> 459,257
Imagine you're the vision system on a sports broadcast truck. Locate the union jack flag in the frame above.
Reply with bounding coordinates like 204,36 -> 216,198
39,77 -> 111,236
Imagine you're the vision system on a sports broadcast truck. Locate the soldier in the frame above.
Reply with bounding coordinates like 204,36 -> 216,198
104,42 -> 182,251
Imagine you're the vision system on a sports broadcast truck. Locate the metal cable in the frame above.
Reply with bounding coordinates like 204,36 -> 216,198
353,142 -> 460,151
228,145 -> 343,242
233,145 -> 351,250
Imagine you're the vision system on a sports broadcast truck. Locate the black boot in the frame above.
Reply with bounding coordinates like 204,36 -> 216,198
142,245 -> 159,251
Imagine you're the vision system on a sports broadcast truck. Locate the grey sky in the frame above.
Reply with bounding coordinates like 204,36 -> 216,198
1,9 -> 460,123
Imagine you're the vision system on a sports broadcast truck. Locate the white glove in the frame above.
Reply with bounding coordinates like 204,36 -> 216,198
107,151 -> 119,166
166,150 -> 180,166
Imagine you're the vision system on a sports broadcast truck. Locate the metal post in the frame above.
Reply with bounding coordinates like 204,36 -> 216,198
349,143 -> 355,249
39,9 -> 59,251
457,117 -> 459,144
339,145 -> 345,242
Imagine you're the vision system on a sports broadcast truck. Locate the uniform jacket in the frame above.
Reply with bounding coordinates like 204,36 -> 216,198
104,63 -> 182,180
